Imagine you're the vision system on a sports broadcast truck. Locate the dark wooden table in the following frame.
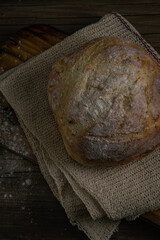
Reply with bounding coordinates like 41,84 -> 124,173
0,1 -> 160,239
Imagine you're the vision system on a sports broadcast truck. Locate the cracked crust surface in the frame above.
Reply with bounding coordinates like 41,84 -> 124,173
48,37 -> 160,166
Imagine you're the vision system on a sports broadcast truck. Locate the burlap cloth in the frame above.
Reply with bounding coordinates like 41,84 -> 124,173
0,13 -> 160,240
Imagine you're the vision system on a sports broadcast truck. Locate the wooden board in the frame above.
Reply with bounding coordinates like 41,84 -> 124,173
0,24 -> 67,163
0,23 -> 160,227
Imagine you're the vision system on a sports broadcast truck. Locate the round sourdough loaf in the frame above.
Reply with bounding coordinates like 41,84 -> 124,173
48,37 -> 160,166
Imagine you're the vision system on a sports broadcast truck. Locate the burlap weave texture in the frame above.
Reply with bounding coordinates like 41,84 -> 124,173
0,13 -> 160,240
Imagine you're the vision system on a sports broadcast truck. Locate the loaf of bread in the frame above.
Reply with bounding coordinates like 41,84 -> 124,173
48,37 -> 160,166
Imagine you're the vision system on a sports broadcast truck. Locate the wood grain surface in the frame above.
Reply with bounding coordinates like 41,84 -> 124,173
0,0 -> 160,53
1,146 -> 160,240
0,1 -> 160,239
0,24 -> 67,162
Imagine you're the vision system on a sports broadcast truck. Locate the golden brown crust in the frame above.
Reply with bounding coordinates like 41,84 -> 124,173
48,37 -> 160,166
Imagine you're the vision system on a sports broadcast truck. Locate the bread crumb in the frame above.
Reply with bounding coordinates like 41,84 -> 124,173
25,179 -> 32,186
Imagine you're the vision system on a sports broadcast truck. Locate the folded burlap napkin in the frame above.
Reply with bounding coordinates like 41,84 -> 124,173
0,13 -> 160,240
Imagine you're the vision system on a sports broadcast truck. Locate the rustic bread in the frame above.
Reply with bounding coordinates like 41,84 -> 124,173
48,37 -> 160,166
